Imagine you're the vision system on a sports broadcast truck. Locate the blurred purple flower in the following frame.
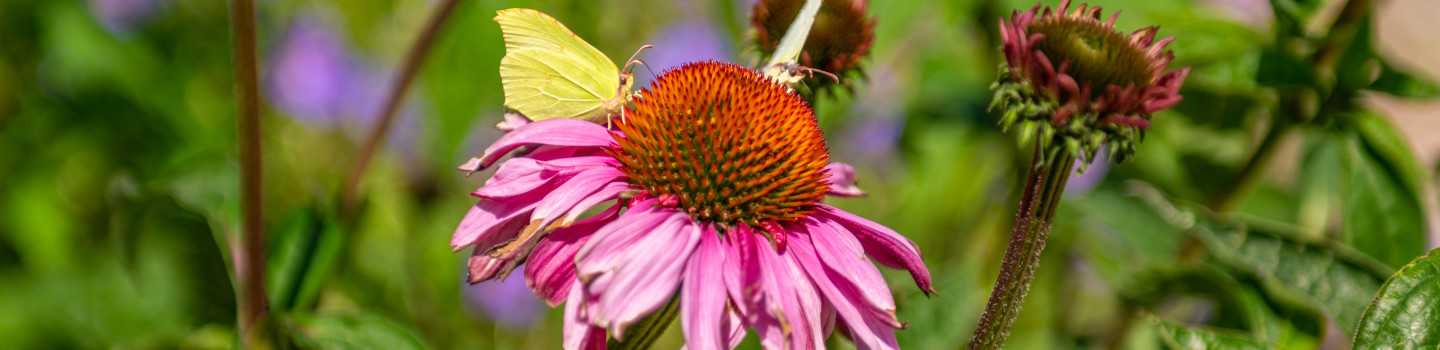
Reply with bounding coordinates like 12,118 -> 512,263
265,17 -> 423,155
88,0 -> 163,35
635,20 -> 730,86
1066,150 -> 1111,195
268,18 -> 368,125
464,268 -> 546,328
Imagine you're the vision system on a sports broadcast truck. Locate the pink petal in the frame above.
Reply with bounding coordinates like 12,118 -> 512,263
564,283 -> 608,350
574,202 -> 677,278
526,216 -> 612,306
496,112 -> 532,131
781,243 -> 827,348
786,232 -> 899,350
805,219 -> 902,328
531,168 -> 626,231
562,181 -> 635,224
467,248 -> 507,284
722,308 -> 748,349
592,217 -> 703,339
458,157 -> 483,173
824,163 -> 867,197
473,119 -> 616,171
722,225 -> 763,319
450,195 -> 542,248
750,233 -> 816,350
814,205 -> 934,295
474,158 -> 556,200
681,226 -> 728,349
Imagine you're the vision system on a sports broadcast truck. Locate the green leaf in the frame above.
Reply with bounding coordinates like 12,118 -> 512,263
1351,112 -> 1433,200
1369,65 -> 1440,99
1353,248 -> 1440,348
1339,126 -> 1428,269
1256,47 -> 1317,90
291,313 -> 428,349
1127,182 -> 1391,336
267,206 -> 346,312
1330,16 -> 1440,99
1267,0 -> 1323,39
1332,16 -> 1381,96
1122,266 -> 1321,346
1151,316 -> 1273,349
1188,219 -> 1391,334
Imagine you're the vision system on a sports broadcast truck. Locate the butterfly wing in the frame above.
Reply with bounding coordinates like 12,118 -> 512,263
495,9 -> 622,122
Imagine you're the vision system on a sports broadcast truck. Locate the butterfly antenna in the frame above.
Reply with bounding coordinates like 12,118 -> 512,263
637,60 -> 657,80
621,45 -> 654,74
800,66 -> 841,84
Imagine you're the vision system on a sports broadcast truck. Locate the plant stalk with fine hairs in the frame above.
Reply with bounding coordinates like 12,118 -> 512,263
968,1 -> 1189,348
968,145 -> 1074,349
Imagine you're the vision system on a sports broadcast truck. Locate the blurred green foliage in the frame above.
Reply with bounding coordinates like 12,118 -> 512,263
0,0 -> 1436,348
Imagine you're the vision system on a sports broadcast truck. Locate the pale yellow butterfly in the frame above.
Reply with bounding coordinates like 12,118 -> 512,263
495,9 -> 648,124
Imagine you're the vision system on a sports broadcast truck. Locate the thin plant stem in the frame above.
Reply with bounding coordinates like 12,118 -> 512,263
968,141 -> 1076,350
608,294 -> 680,350
229,0 -> 267,345
341,0 -> 463,216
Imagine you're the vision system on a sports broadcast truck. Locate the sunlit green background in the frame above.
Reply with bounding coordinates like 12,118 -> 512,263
1,0 -> 1437,348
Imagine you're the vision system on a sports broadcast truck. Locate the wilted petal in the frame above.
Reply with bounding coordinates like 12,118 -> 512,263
467,248 -> 506,284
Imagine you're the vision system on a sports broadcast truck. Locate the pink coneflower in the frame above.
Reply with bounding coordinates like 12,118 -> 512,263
995,0 -> 1190,164
453,61 -> 932,349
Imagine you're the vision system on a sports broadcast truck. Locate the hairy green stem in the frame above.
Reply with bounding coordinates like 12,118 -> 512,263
342,0 -> 462,216
968,143 -> 1076,350
608,295 -> 680,350
229,0 -> 268,345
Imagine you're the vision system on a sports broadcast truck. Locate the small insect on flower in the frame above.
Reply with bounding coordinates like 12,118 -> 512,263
453,61 -> 933,349
993,0 -> 1190,166
752,0 -> 876,94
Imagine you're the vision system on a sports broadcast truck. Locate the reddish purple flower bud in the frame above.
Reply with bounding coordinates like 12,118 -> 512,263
995,0 -> 1191,164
